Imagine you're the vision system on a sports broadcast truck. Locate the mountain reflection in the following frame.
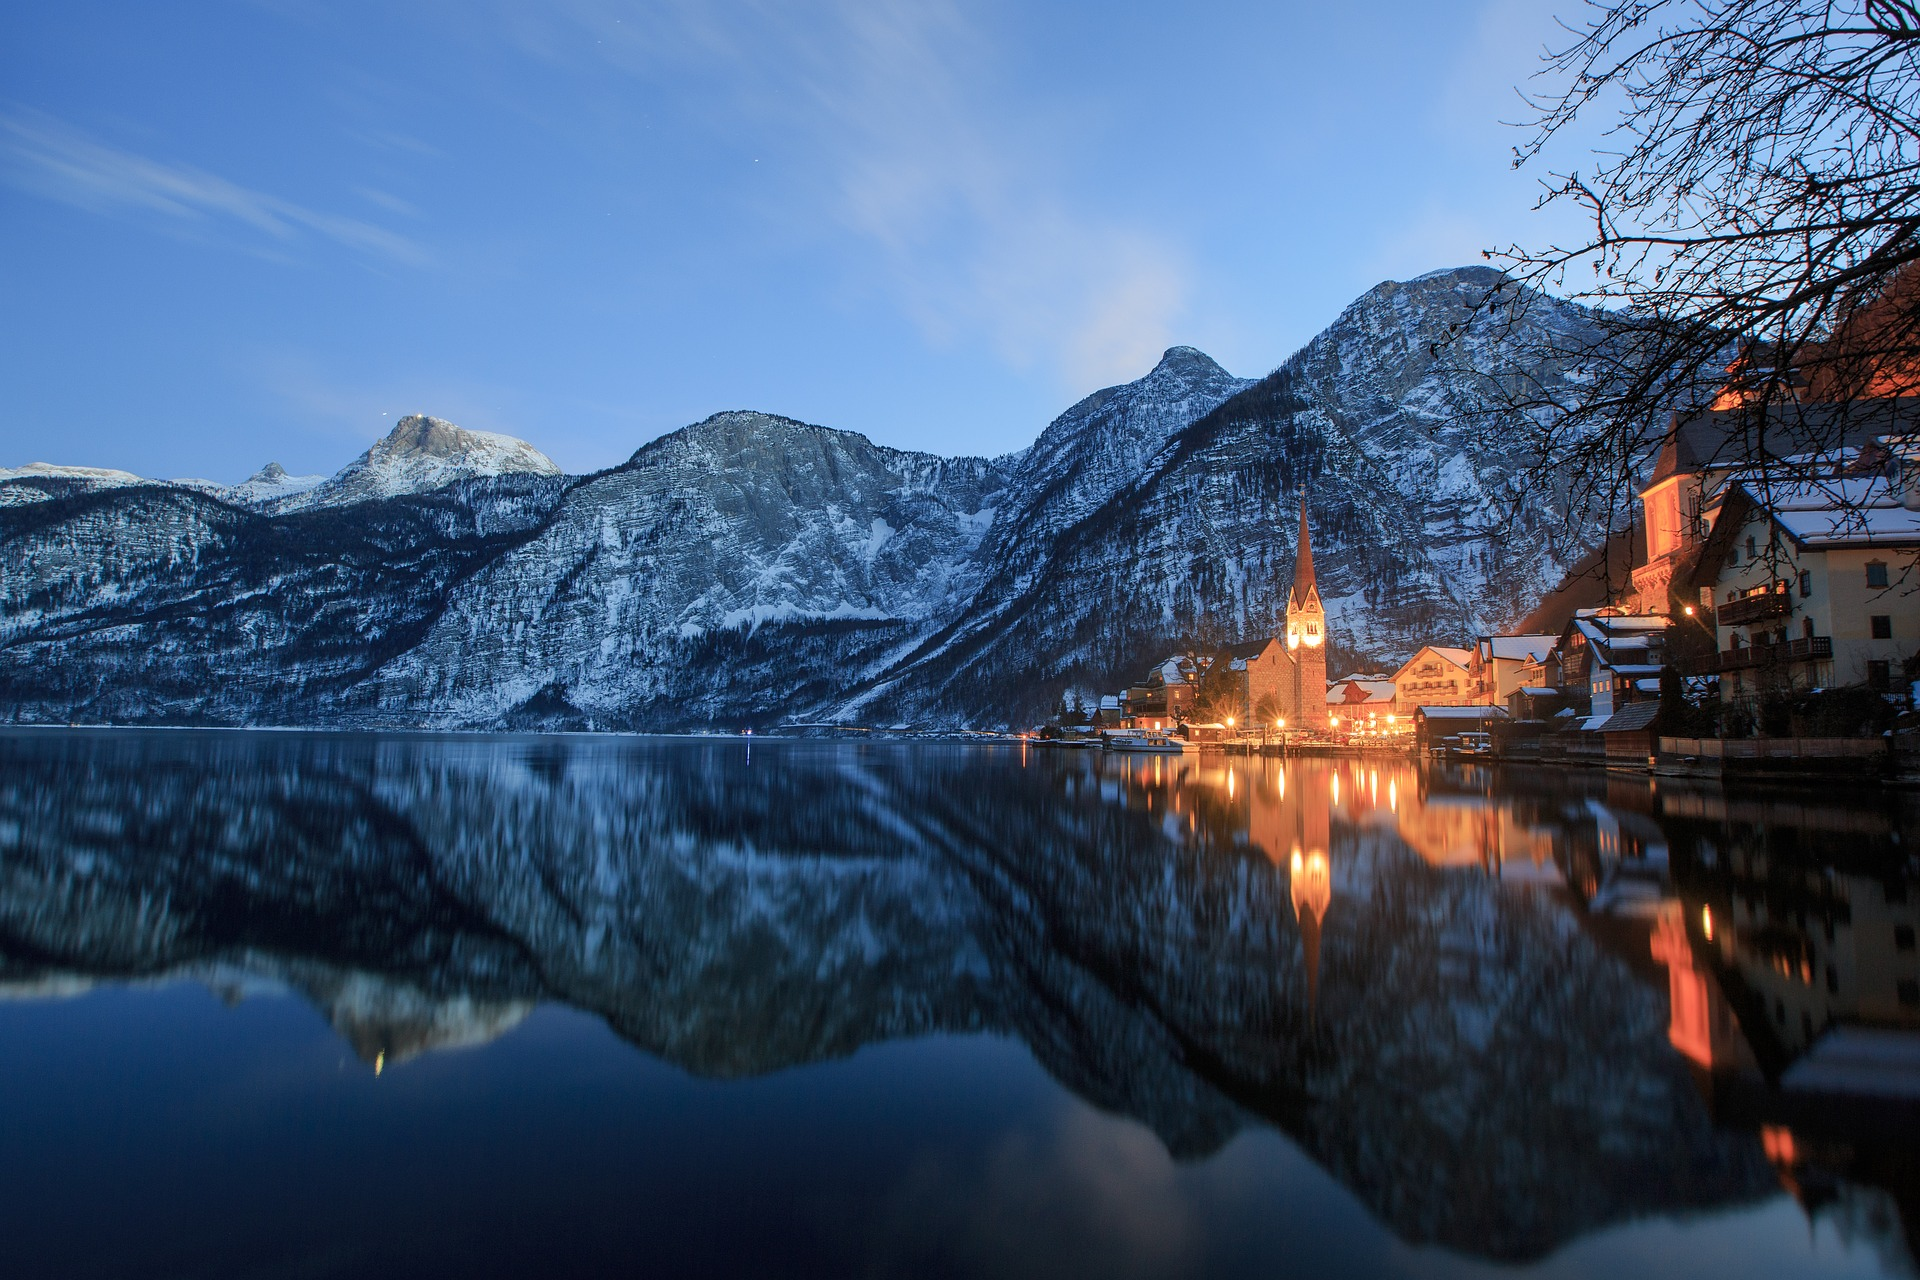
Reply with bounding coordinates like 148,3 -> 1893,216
1,731 -> 1915,1265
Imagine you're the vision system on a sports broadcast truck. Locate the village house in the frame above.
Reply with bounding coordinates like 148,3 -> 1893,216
1123,654 -> 1207,727
1466,634 -> 1558,706
1326,673 -> 1397,719
1556,608 -> 1672,722
1692,465 -> 1920,714
1391,646 -> 1475,708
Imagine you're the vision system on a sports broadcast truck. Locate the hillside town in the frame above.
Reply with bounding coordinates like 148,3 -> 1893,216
1045,393 -> 1920,777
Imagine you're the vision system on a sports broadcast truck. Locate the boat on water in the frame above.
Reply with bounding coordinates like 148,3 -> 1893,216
1103,730 -> 1199,754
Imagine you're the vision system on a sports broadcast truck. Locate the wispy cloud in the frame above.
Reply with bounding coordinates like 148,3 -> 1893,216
513,0 -> 1189,389
0,110 -> 427,266
810,1 -> 1188,387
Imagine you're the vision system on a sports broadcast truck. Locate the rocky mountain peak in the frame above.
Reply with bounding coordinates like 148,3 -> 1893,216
268,414 -> 560,512
1148,345 -> 1229,379
371,414 -> 559,473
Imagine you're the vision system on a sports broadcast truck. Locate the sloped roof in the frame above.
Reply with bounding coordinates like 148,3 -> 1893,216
1328,680 -> 1396,706
1396,646 -> 1472,678
1595,701 -> 1662,733
1219,638 -> 1278,661
1744,476 -> 1920,547
1486,634 -> 1557,663
1656,400 -> 1916,483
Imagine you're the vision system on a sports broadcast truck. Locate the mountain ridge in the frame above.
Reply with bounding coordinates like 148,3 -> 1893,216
0,266 -> 1613,729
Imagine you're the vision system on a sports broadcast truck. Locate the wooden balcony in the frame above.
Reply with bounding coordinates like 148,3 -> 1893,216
1717,588 -> 1792,627
1712,636 -> 1832,671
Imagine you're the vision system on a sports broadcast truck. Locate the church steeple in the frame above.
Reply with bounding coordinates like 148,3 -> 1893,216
1285,495 -> 1325,652
1289,495 -> 1319,612
1284,493 -> 1329,727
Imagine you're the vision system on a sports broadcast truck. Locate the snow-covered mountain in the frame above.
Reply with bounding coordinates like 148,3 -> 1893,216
273,414 -> 561,511
0,267 -> 1616,729
0,462 -> 150,507
222,461 -> 327,506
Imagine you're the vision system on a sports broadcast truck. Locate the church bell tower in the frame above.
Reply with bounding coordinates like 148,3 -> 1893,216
1285,496 -> 1329,729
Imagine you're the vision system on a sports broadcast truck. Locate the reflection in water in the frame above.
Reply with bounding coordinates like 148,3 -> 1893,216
0,732 -> 1915,1271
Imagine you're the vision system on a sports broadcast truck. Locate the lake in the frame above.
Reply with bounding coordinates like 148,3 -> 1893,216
1,730 -> 1915,1279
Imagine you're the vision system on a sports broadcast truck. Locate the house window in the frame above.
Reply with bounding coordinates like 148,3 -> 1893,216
1868,660 -> 1891,691
1799,570 -> 1812,598
1802,617 -> 1815,640
1870,615 -> 1893,639
1866,561 -> 1889,588
1746,535 -> 1757,559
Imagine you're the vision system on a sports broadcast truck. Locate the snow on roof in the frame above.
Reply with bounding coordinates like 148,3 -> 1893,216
1396,646 -> 1472,678
1327,679 -> 1396,705
1482,634 -> 1556,662
1746,476 -> 1920,546
1516,686 -> 1559,696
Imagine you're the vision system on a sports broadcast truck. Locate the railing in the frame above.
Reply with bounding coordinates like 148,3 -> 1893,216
1717,589 -> 1791,627
1712,636 -> 1832,671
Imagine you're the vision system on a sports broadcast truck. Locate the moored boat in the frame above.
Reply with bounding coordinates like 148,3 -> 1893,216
1103,730 -> 1198,754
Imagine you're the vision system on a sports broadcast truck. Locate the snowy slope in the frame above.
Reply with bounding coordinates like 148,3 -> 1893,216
364,411 -> 1014,728
0,463 -> 151,508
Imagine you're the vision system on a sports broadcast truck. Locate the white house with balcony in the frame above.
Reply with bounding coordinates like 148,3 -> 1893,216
1696,465 -> 1920,711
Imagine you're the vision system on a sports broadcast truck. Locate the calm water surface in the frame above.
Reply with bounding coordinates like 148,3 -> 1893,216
1,730 -> 1915,1279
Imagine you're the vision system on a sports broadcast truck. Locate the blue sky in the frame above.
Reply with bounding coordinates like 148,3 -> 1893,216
0,0 -> 1587,481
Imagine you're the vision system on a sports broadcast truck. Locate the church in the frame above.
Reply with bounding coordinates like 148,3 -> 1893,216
1207,498 -> 1330,731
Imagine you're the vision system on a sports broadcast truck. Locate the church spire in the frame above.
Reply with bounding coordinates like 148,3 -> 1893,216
1289,494 -> 1317,610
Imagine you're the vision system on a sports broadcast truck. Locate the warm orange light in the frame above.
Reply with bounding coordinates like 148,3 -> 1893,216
1226,716 -> 1235,727
1330,716 -> 1340,727
1276,718 -> 1285,729
1700,905 -> 1714,942
1760,1125 -> 1797,1167
1684,604 -> 1696,616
